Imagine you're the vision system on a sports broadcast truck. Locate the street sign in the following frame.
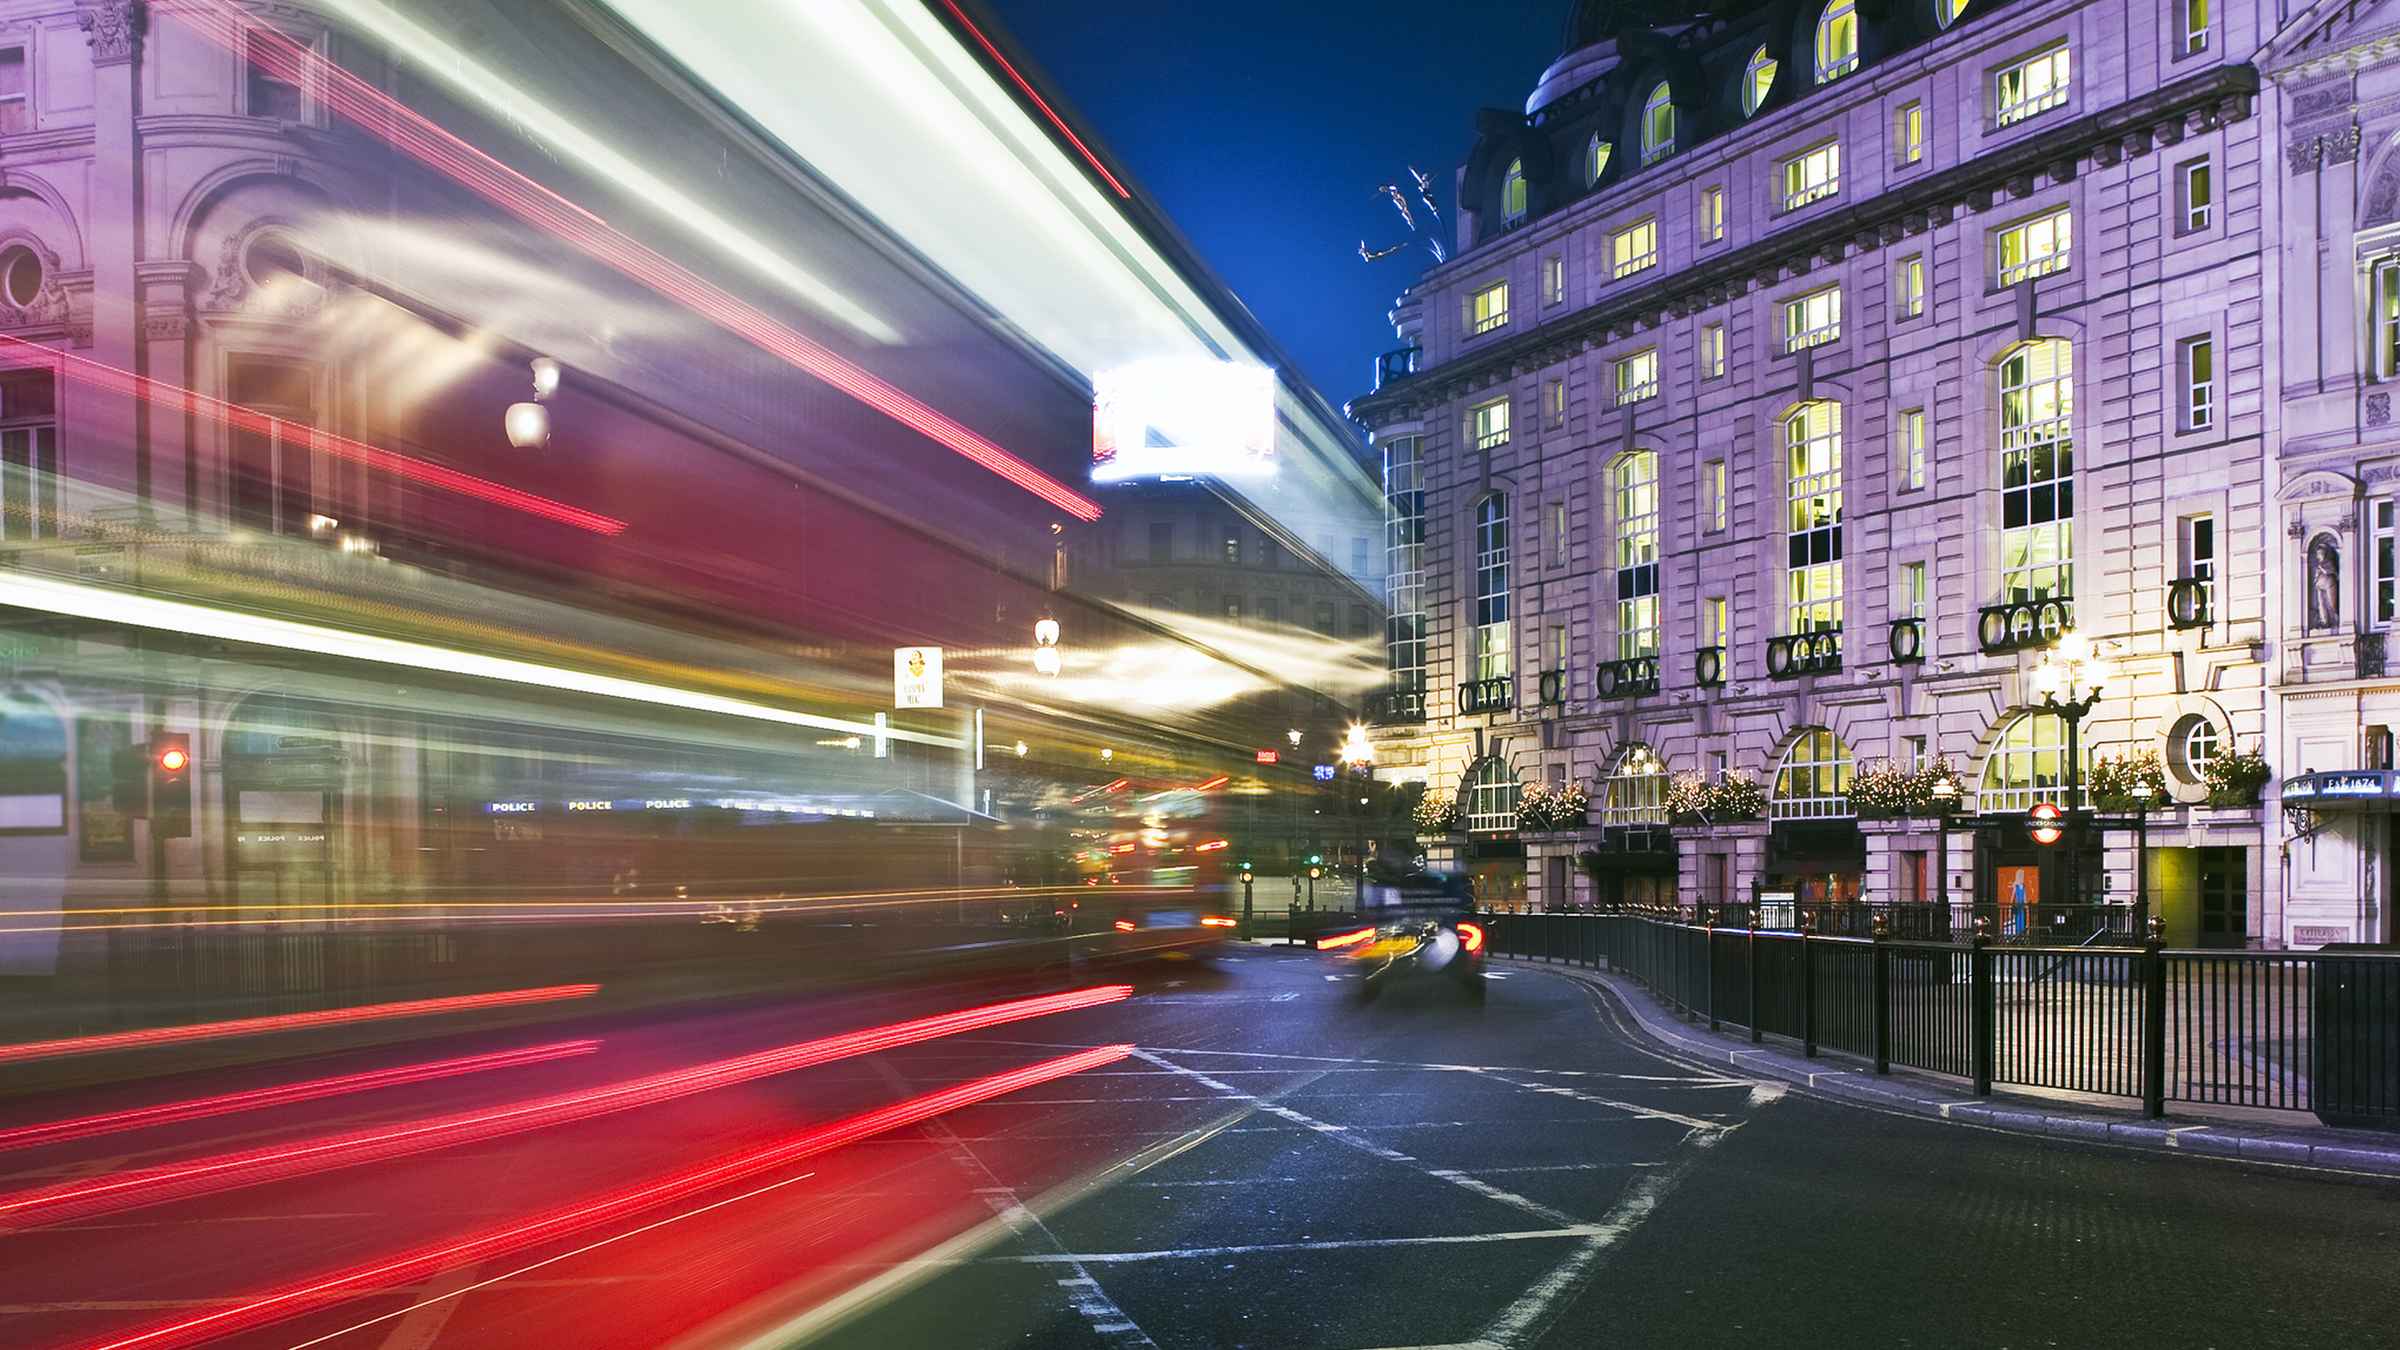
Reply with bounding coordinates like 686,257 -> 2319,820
2028,801 -> 2065,846
1311,764 -> 1335,781
893,646 -> 943,709
1254,749 -> 1279,764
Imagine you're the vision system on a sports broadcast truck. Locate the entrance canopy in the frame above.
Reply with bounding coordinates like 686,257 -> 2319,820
2282,771 -> 2400,813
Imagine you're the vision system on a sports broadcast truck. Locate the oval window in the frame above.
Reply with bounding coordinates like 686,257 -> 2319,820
1,246 -> 42,308
244,233 -> 308,287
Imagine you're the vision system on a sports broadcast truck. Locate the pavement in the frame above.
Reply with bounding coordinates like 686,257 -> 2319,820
0,948 -> 2392,1349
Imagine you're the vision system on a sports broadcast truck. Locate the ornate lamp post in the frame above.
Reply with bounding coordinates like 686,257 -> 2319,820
2130,778 -> 2156,937
1339,725 -> 1375,897
2030,631 -> 2108,909
1930,774 -> 1960,923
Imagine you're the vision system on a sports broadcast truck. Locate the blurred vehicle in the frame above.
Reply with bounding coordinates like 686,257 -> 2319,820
1319,868 -> 1485,1003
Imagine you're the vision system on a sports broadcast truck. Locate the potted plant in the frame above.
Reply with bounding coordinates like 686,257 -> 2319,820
2203,745 -> 2272,807
2087,749 -> 2169,812
1516,780 -> 1590,833
1413,790 -> 1460,837
1849,757 -> 1969,818
1707,772 -> 1767,822
1667,770 -> 1712,825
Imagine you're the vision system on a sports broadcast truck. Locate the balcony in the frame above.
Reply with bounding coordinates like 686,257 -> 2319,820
1888,617 -> 1925,664
1765,629 -> 1842,679
2167,577 -> 2213,629
1366,686 -> 1425,726
1595,655 -> 1660,700
1459,677 -> 1514,715
1537,669 -> 1567,707
1694,645 -> 1726,688
1977,596 -> 2072,654
1374,346 -> 1420,391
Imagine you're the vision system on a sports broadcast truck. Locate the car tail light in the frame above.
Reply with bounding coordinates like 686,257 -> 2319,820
1113,919 -> 1137,932
1315,927 -> 1374,951
1456,921 -> 1485,953
1200,916 -> 1237,928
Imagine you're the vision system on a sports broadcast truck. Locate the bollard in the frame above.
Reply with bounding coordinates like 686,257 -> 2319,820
2142,914 -> 2167,1118
1871,911 -> 1892,1075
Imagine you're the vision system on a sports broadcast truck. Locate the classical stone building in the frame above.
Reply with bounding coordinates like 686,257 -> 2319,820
1352,0 -> 2282,942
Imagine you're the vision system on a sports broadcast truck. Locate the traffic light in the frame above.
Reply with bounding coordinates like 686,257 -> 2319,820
1307,865 -> 1322,880
151,735 -> 191,839
1306,853 -> 1322,866
2027,801 -> 2065,847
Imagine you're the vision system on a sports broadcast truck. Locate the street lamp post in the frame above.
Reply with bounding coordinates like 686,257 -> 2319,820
1930,775 -> 1959,929
2130,779 -> 2155,938
2031,631 -> 2108,910
1339,725 -> 1375,904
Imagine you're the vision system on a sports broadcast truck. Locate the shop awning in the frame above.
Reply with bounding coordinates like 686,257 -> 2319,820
2281,771 -> 2400,813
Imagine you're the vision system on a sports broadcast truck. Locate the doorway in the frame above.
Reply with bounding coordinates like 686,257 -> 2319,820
2197,846 -> 2247,949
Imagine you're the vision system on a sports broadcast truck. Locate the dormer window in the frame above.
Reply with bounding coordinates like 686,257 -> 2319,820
1501,159 -> 1527,228
1586,134 -> 1612,187
1744,47 -> 1778,117
1641,83 -> 1674,165
1816,0 -> 1860,83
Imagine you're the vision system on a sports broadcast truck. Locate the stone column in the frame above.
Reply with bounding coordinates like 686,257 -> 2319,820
134,260 -> 200,521
77,1 -> 145,506
1859,817 -> 1940,903
1673,820 -> 1768,912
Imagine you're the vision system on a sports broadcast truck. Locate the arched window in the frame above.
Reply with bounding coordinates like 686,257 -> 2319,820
1383,437 -> 1426,694
1613,452 -> 1659,657
1474,494 -> 1511,681
1586,133 -> 1612,187
1935,0 -> 1968,30
1744,46 -> 1778,117
1999,338 -> 2075,604
1782,402 -> 1844,634
1981,712 -> 2084,811
2169,713 -> 2221,786
1641,82 -> 1675,165
1501,159 -> 1527,227
1604,744 -> 1669,826
1816,0 -> 1860,83
1773,729 -> 1854,819
1464,755 -> 1521,833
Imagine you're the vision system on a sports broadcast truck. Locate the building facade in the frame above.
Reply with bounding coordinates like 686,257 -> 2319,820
1353,0 -> 2298,943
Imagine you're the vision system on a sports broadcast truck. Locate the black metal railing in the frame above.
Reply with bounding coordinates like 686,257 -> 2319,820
2166,577 -> 2212,629
1537,668 -> 1567,707
1595,655 -> 1660,700
1977,596 -> 2073,653
1469,909 -> 2400,1127
1374,346 -> 1421,390
1694,645 -> 1726,687
2362,631 -> 2389,680
1888,617 -> 1925,664
1459,677 -> 1513,715
1366,686 -> 1426,726
1765,628 -> 1842,679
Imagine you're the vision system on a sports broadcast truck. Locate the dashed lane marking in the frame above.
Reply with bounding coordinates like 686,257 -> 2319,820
967,1038 -> 1753,1086
987,1226 -> 1625,1264
1464,1070 -> 1735,1135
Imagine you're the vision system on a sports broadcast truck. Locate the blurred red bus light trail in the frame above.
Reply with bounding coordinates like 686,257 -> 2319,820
0,1041 -> 599,1153
0,984 -> 601,1067
177,2 -> 1102,524
73,1044 -> 1133,1350
0,985 -> 1131,1229
1316,927 -> 1375,951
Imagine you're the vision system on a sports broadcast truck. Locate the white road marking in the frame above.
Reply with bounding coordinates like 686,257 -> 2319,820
1465,1071 -> 1733,1135
968,1037 -> 1751,1086
990,1226 -> 1624,1264
375,1263 -> 480,1350
1128,1161 -> 1665,1187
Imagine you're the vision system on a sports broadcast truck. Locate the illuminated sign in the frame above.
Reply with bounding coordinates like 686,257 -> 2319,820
2282,771 -> 2398,804
1312,764 -> 1336,782
894,646 -> 944,709
2027,802 -> 2065,846
1092,358 -> 1276,482
486,800 -> 540,815
566,799 -> 614,811
1254,749 -> 1280,765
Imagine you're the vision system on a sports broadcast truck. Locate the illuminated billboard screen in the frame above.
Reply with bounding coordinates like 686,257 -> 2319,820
1092,359 -> 1276,482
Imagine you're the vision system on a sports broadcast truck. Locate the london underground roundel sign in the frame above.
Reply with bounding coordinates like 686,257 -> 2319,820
2027,801 -> 2065,846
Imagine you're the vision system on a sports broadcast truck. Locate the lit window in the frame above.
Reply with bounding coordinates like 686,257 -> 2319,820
1773,729 -> 1854,820
1587,134 -> 1613,186
1936,0 -> 1969,30
2182,159 -> 2213,232
1501,158 -> 1527,227
1612,218 -> 1658,278
1898,407 -> 1926,490
1783,401 -> 1844,633
0,48 -> 26,135
1700,185 -> 1725,242
1816,0 -> 1860,84
1474,496 -> 1512,681
1897,254 -> 1926,319
1999,338 -> 2075,603
1703,597 -> 1728,649
1897,101 -> 1924,165
1997,208 -> 2073,285
1545,376 -> 1566,426
1704,458 -> 1728,531
1383,438 -> 1427,694
1995,45 -> 2070,126
1900,561 -> 1928,619
1744,46 -> 1778,116
1784,285 -> 1842,351
2374,260 -> 2400,380
2377,500 -> 2397,625
1549,499 -> 1569,567
1543,254 -> 1565,304
1471,397 -> 1511,452
2179,716 -> 2221,776
1223,531 -> 1241,564
1605,746 -> 1669,826
1981,713 -> 2081,812
1700,322 -> 1726,378
2182,512 -> 2216,618
1781,140 -> 1841,211
1615,348 -> 1659,404
1465,755 -> 1520,832
1614,452 -> 1660,658
1642,82 -> 1675,164
1468,280 -> 1509,335
2182,335 -> 2214,430
2183,0 -> 2210,55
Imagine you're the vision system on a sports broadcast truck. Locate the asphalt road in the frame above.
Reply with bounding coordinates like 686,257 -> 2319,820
0,945 -> 2393,1349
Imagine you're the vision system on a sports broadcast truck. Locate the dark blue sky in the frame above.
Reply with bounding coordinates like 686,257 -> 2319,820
987,0 -> 1563,403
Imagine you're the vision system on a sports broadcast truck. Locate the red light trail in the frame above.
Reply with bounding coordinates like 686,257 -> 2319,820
176,2 -> 1102,523
0,337 -> 625,536
935,0 -> 1133,198
0,983 -> 600,1066
0,1040 -> 597,1153
72,1043 -> 1132,1350
0,985 -> 1129,1229
1316,927 -> 1375,951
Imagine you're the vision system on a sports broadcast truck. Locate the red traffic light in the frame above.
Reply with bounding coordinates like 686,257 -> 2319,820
2028,801 -> 2065,846
156,746 -> 189,774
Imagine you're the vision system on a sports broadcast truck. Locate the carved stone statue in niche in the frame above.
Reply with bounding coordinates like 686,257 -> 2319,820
2309,533 -> 2342,632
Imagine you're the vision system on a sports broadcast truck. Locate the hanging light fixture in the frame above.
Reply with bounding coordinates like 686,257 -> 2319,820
506,356 -> 562,449
1033,615 -> 1061,676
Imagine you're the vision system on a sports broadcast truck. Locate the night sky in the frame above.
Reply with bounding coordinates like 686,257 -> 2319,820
986,0 -> 1564,405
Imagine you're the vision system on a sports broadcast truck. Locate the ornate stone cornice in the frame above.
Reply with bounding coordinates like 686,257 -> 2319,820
1350,65 -> 2261,427
76,1 -> 143,65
